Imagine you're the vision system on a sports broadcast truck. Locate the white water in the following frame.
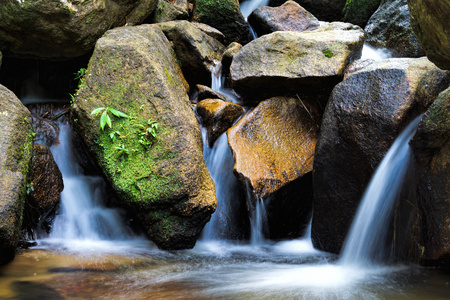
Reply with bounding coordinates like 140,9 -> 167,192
45,120 -> 147,251
361,44 -> 391,60
240,0 -> 269,19
249,196 -> 269,245
340,115 -> 423,266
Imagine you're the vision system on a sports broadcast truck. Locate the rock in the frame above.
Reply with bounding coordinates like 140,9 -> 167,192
0,51 -> 2,68
0,0 -> 158,60
152,0 -> 189,23
221,42 -> 242,77
197,85 -> 229,102
411,87 -> 450,267
230,27 -> 364,105
408,0 -> 450,70
73,25 -> 216,250
248,0 -> 320,37
192,0 -> 252,44
0,85 -> 34,265
268,0 -> 347,21
158,20 -> 225,87
191,22 -> 226,45
341,0 -> 381,28
196,99 -> 243,146
364,0 -> 425,58
28,105 -> 61,148
312,57 -> 450,254
227,97 -> 319,238
23,144 -> 63,234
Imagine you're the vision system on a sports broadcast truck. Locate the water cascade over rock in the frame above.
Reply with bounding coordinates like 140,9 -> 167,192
340,115 -> 423,266
0,85 -> 34,265
73,24 -> 216,250
312,57 -> 450,254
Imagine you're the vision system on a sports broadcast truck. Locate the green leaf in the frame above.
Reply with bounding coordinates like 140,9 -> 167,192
109,108 -> 128,118
105,113 -> 112,128
91,107 -> 105,116
100,111 -> 108,130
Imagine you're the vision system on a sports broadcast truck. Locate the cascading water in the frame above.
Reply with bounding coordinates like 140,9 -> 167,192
339,115 -> 423,266
47,119 -> 137,244
249,196 -> 269,245
361,44 -> 391,60
240,0 -> 269,19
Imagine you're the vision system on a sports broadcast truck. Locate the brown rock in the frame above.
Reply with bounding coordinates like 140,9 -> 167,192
196,85 -> 229,102
221,42 -> 242,77
248,0 -> 320,37
197,99 -> 243,146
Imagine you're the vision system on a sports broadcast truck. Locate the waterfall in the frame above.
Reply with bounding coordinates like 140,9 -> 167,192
340,115 -> 423,266
249,196 -> 269,245
240,0 -> 269,19
361,44 -> 391,60
48,120 -> 136,242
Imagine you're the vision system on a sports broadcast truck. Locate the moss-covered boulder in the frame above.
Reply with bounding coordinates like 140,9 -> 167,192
0,85 -> 34,265
312,58 -> 450,254
408,0 -> 450,70
227,97 -> 318,239
364,0 -> 424,58
197,99 -> 243,146
157,20 -> 225,87
411,87 -> 450,267
0,0 -> 158,60
73,25 -> 216,250
152,0 -> 189,23
230,25 -> 364,104
248,0 -> 320,37
341,0 -> 381,27
192,0 -> 252,44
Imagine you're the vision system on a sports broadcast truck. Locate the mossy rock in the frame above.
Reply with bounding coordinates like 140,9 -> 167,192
341,0 -> 381,27
73,25 -> 216,250
0,84 -> 34,265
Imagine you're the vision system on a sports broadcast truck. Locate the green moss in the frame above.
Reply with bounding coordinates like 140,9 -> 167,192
322,49 -> 334,58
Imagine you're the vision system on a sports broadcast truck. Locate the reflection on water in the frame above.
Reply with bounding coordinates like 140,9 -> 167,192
1,242 -> 449,300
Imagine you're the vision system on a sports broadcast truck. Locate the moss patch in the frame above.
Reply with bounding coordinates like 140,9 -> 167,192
322,49 -> 334,58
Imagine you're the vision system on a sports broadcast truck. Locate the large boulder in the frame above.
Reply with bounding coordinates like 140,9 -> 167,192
408,0 -> 450,70
197,99 -> 243,147
312,58 -> 450,254
411,87 -> 450,267
248,0 -> 320,37
0,85 -> 34,265
0,0 -> 158,60
268,0 -> 347,21
230,25 -> 364,105
73,25 -> 216,250
364,0 -> 425,58
341,0 -> 381,27
227,97 -> 319,239
157,20 -> 225,87
23,144 -> 63,235
192,0 -> 252,44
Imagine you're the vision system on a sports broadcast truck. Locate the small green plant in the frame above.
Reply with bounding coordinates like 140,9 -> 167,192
114,144 -> 129,157
109,130 -> 122,142
134,119 -> 159,147
74,68 -> 87,81
26,183 -> 34,195
322,49 -> 334,58
91,107 -> 129,130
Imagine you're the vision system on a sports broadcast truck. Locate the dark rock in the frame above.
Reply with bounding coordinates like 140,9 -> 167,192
411,87 -> 450,267
248,0 -> 319,37
73,24 -> 216,250
192,0 -> 252,44
0,84 -> 34,265
0,0 -> 158,60
196,85 -> 229,102
341,0 -> 381,28
23,144 -> 63,235
408,0 -> 450,70
196,99 -> 243,146
312,57 -> 450,254
221,42 -> 242,77
364,0 -> 425,58
158,20 -> 225,87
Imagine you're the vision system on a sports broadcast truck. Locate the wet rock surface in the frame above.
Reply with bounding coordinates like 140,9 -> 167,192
312,57 -> 450,254
0,84 -> 34,265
